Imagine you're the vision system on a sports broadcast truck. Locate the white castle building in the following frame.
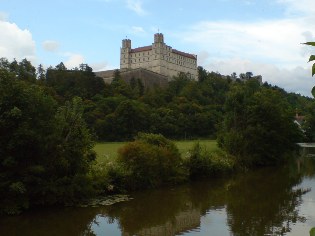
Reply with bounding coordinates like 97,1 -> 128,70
120,33 -> 198,80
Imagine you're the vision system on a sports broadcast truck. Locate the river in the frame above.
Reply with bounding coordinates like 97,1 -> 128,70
1,158 -> 315,236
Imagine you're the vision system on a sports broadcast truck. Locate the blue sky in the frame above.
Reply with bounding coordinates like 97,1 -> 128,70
1,0 -> 315,96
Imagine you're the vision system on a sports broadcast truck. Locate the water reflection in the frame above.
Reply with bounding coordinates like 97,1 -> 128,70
1,159 -> 314,236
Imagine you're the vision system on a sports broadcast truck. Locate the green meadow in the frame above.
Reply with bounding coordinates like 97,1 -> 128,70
94,139 -> 218,163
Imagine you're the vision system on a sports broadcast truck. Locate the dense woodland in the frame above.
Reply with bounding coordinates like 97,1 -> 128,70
0,57 -> 314,214
6,58 -> 311,142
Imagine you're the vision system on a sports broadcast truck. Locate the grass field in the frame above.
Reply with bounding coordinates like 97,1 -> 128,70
94,140 -> 218,163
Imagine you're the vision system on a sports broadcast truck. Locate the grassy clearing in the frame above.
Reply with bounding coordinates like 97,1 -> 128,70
94,139 -> 218,163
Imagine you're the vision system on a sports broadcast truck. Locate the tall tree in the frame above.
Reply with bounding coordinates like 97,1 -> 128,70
218,81 -> 302,166
55,62 -> 67,71
37,64 -> 46,81
0,68 -> 96,214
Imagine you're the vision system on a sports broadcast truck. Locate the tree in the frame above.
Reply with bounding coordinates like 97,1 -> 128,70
0,69 -> 96,214
117,133 -> 187,190
18,58 -> 36,82
245,71 -> 253,79
218,81 -> 302,166
114,100 -> 150,140
231,72 -> 237,79
55,62 -> 67,71
0,57 -> 10,70
46,65 -> 105,100
198,66 -> 208,82
0,70 -> 57,213
37,64 -> 46,81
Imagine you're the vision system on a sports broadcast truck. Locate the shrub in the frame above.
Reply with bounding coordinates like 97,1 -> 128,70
89,156 -> 127,194
186,142 -> 235,179
117,133 -> 187,190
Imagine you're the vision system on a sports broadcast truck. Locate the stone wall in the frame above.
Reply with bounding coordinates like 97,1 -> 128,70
95,68 -> 169,89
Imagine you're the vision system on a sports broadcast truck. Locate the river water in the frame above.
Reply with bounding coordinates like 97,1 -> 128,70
1,158 -> 315,236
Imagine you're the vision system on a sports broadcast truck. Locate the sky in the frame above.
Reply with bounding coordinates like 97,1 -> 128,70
1,0 -> 315,96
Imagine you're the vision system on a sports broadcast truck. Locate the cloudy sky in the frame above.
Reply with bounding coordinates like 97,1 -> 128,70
1,0 -> 315,96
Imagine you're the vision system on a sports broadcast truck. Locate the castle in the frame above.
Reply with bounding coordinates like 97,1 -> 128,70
120,33 -> 198,80
95,33 -> 198,86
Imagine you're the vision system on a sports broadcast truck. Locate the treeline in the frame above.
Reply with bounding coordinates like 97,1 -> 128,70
2,58 -> 313,142
46,61 -> 314,142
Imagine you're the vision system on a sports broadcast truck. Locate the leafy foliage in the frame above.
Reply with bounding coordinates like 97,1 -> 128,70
1,57 -> 314,214
186,142 -> 235,179
46,65 -> 105,100
0,64 -> 96,214
117,133 -> 187,190
304,42 -> 315,97
218,80 -> 303,166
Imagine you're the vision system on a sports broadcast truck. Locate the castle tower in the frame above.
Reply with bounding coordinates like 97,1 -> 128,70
154,33 -> 164,44
152,33 -> 165,74
120,39 -> 131,70
122,39 -> 131,49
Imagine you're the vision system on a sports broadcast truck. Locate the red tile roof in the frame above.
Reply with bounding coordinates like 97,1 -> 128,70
130,45 -> 197,60
131,46 -> 152,53
172,49 -> 196,60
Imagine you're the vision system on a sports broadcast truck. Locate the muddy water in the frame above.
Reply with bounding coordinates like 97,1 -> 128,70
1,158 -> 315,236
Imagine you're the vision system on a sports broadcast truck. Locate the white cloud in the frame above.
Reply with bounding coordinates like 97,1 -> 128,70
198,50 -> 211,65
0,11 -> 9,21
204,58 -> 313,97
131,26 -> 145,34
42,40 -> 60,52
276,0 -> 315,15
176,0 -> 315,97
126,0 -> 147,16
181,18 -> 313,69
91,61 -> 115,72
0,20 -> 36,62
63,53 -> 84,69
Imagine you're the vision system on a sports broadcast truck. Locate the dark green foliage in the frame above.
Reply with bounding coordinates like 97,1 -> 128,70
2,56 -> 314,215
186,143 -> 235,179
303,103 -> 315,141
116,133 -> 187,190
89,98 -> 151,141
0,66 -> 96,214
46,65 -> 105,100
218,80 -> 303,166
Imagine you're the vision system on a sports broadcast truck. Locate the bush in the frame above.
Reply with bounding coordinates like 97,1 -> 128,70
117,133 -> 187,190
89,156 -> 128,195
186,142 -> 235,179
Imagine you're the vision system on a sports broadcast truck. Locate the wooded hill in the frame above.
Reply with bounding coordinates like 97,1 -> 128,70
1,58 -> 314,142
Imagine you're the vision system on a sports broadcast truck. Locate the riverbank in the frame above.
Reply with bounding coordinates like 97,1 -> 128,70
1,158 -> 314,236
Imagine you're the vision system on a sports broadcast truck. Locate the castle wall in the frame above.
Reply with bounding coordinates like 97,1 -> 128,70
120,34 -> 198,80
